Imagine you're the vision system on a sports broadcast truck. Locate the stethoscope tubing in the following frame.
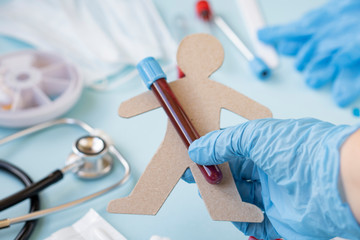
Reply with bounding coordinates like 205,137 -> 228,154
0,159 -> 40,239
0,119 -> 131,228
0,159 -> 84,211
4,145 -> 130,226
0,169 -> 63,211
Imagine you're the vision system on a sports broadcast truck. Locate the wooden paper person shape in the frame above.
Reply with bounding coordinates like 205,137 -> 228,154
108,33 -> 272,222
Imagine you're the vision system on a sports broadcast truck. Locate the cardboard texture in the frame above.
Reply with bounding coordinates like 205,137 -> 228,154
108,33 -> 272,222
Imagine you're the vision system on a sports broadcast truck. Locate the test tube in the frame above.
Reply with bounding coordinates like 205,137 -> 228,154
196,0 -> 271,80
137,57 -> 223,184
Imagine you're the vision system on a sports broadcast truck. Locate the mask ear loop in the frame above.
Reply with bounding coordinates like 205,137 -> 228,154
87,66 -> 139,91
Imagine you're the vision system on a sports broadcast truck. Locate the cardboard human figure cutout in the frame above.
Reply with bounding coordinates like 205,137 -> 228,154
108,33 -> 272,222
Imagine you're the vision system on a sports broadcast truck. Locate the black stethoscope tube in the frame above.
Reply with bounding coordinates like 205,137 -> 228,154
0,159 -> 40,240
0,169 -> 63,211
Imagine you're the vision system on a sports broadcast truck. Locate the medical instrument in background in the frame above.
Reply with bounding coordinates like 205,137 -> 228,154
0,134 -> 112,210
195,0 -> 271,80
236,0 -> 279,68
0,50 -> 82,128
137,57 -> 222,184
0,118 -> 131,238
0,0 -> 177,89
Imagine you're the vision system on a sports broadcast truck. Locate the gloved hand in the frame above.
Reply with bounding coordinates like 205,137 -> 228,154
186,118 -> 360,240
258,0 -> 360,107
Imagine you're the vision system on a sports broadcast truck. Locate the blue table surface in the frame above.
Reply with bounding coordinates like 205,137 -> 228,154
1,0 -> 358,239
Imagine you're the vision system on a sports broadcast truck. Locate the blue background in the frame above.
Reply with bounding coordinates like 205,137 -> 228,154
1,0 -> 357,239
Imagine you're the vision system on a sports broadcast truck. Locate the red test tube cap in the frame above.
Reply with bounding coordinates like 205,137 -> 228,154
196,0 -> 212,21
177,66 -> 185,78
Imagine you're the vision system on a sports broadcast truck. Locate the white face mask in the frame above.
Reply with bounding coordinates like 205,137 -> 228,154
45,209 -> 127,240
0,0 -> 177,88
45,208 -> 172,240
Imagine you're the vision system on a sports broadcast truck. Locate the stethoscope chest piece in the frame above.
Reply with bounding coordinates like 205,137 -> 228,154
66,135 -> 113,179
0,118 -> 131,235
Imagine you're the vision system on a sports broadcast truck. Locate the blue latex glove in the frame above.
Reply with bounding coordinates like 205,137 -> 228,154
187,118 -> 360,240
258,0 -> 360,56
258,0 -> 360,107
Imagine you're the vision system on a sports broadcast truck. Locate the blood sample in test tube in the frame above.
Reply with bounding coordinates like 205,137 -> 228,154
137,57 -> 223,184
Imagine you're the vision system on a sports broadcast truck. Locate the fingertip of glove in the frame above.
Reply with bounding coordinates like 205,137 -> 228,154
188,130 -> 227,165
305,73 -> 333,89
188,138 -> 208,165
305,65 -> 337,89
277,41 -> 303,56
305,76 -> 321,89
332,84 -> 354,107
295,60 -> 306,72
333,92 -> 353,108
257,27 -> 277,44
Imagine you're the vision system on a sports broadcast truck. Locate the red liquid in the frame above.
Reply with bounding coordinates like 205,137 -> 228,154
151,78 -> 222,184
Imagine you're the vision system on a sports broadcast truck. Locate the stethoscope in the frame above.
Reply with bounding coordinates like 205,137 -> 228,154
0,118 -> 131,232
